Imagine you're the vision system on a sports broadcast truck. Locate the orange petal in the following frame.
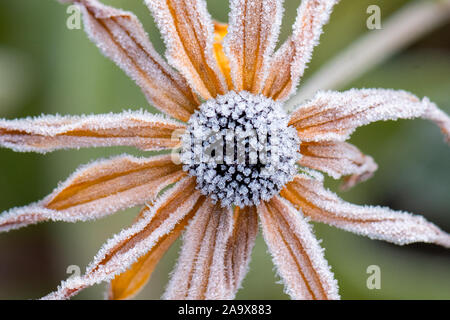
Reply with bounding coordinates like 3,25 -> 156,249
258,196 -> 340,300
299,141 -> 378,189
0,154 -> 185,232
146,0 -> 227,100
74,0 -> 198,121
108,197 -> 205,300
289,89 -> 450,143
422,102 -> 450,143
213,21 -> 233,90
226,206 -> 258,293
263,0 -> 337,100
224,0 -> 283,93
281,173 -> 450,247
164,203 -> 258,299
42,177 -> 202,300
0,111 -> 185,153
108,225 -> 181,300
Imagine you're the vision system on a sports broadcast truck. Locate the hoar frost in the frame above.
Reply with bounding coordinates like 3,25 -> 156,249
181,91 -> 300,207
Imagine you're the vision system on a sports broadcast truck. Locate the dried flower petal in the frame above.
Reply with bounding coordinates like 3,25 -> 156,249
224,0 -> 284,93
0,155 -> 185,232
299,141 -> 378,189
70,0 -> 198,121
146,0 -> 227,99
422,102 -> 450,143
226,206 -> 258,293
107,216 -> 189,300
258,196 -> 340,300
0,111 -> 185,153
108,197 -> 205,300
289,89 -> 450,142
42,177 -> 201,300
164,203 -> 258,300
213,21 -> 233,90
263,0 -> 337,100
281,173 -> 450,247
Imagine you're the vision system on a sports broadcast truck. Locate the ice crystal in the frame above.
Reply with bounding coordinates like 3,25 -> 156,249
181,91 -> 300,207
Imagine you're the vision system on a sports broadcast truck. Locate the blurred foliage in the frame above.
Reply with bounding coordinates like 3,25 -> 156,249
0,0 -> 448,299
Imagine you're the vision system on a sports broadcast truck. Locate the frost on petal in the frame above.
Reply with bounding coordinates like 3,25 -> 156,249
164,203 -> 258,300
289,89 -> 450,142
281,174 -> 450,247
224,0 -> 284,93
0,111 -> 185,153
72,0 -> 198,121
0,154 -> 185,232
225,206 -> 258,294
422,102 -> 450,143
107,210 -> 185,300
299,141 -> 378,189
263,0 -> 337,101
258,196 -> 340,300
108,194 -> 205,300
213,21 -> 233,90
145,0 -> 227,100
42,177 -> 202,300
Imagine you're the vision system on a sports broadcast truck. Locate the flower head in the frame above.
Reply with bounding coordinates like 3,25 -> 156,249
1,0 -> 449,300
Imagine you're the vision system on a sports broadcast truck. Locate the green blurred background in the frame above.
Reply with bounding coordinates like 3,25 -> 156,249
0,0 -> 449,299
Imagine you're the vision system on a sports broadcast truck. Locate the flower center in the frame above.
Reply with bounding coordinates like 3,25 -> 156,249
181,91 -> 300,207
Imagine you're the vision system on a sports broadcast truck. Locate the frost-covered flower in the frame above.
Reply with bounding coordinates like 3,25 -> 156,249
1,0 -> 449,300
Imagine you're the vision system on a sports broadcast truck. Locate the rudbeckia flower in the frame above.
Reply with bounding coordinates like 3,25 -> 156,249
0,0 -> 449,300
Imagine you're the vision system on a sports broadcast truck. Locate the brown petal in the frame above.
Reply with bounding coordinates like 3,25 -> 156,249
72,0 -> 198,121
107,222 -> 181,300
422,102 -> 450,143
263,0 -> 337,100
299,141 -> 378,189
258,196 -> 340,300
281,173 -> 450,247
289,89 -> 450,143
226,206 -> 259,293
164,204 -> 258,299
146,0 -> 227,100
0,111 -> 185,153
0,154 -> 185,232
108,197 -> 201,300
213,21 -> 233,90
42,177 -> 202,300
224,0 -> 283,93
